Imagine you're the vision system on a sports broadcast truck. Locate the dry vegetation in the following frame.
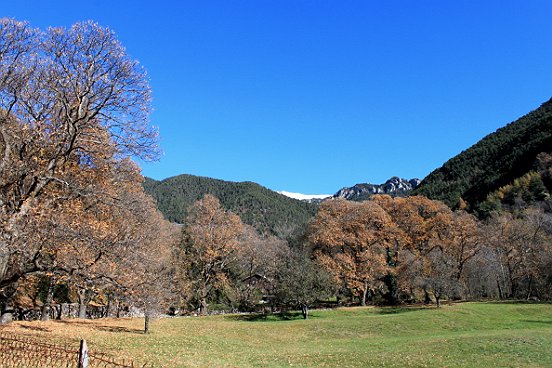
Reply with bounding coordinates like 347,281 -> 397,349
1,302 -> 552,367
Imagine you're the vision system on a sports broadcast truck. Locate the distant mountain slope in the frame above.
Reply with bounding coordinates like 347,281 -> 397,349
415,98 -> 552,209
334,177 -> 421,201
143,174 -> 317,235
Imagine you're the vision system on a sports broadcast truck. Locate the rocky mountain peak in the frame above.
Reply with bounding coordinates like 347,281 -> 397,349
333,177 -> 420,201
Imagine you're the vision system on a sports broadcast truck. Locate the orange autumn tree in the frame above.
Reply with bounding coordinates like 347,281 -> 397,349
180,194 -> 245,315
21,156 -> 174,321
312,195 -> 481,306
375,195 -> 455,305
447,211 -> 480,282
309,199 -> 391,306
372,195 -> 480,305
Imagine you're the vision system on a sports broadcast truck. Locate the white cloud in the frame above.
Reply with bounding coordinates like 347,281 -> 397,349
277,191 -> 332,201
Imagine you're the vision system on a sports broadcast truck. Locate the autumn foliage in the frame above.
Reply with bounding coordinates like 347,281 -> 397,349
309,199 -> 390,306
309,195 -> 552,306
0,18 -> 173,325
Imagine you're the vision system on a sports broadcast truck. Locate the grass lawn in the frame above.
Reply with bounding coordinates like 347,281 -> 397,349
1,302 -> 551,367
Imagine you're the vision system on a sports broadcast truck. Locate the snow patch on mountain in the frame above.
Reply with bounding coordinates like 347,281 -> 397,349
278,191 -> 332,201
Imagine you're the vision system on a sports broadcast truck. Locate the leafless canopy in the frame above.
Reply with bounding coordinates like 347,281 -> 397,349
0,18 -> 158,167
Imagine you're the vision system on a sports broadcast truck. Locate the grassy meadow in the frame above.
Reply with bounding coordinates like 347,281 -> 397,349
1,302 -> 551,367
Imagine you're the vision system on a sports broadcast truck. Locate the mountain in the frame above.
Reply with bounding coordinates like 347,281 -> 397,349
415,98 -> 552,210
143,174 -> 317,236
333,177 -> 421,201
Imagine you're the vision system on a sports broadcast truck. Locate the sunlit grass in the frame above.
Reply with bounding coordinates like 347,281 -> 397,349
2,302 -> 551,367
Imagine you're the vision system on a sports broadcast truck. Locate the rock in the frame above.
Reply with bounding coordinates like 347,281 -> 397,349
334,177 -> 420,201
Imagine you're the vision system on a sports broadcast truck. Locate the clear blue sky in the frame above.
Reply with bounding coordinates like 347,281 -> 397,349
5,1 -> 552,194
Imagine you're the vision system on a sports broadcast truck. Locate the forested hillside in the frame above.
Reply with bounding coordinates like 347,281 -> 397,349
415,98 -> 552,210
144,174 -> 317,235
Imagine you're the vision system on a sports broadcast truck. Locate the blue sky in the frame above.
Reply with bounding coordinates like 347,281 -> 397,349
5,1 -> 552,194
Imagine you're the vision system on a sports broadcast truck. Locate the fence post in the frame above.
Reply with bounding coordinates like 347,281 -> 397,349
78,339 -> 89,368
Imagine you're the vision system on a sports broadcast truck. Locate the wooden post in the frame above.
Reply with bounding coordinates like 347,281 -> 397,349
78,339 -> 89,368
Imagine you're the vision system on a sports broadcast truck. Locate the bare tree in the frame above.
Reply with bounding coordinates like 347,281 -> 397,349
0,18 -> 158,323
235,226 -> 288,310
485,208 -> 552,300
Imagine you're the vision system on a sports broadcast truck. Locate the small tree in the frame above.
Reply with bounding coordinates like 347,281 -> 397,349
273,252 -> 334,319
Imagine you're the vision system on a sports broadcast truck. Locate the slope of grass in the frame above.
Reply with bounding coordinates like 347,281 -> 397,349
2,302 -> 552,367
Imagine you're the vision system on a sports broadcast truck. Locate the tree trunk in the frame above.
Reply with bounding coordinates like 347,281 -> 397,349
105,297 -> 111,318
384,273 -> 399,305
423,288 -> 432,304
144,312 -> 151,334
496,277 -> 504,299
0,285 -> 17,324
435,292 -> 441,308
507,264 -> 515,298
41,277 -> 55,321
77,288 -> 88,319
199,298 -> 208,315
301,305 -> 309,320
56,304 -> 63,320
79,303 -> 87,319
526,276 -> 533,300
360,281 -> 369,306
510,280 -> 516,299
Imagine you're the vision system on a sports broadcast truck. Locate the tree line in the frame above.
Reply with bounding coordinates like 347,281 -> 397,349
309,195 -> 552,307
172,192 -> 552,320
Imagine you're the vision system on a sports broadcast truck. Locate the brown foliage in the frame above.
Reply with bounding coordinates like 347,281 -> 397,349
309,199 -> 390,305
0,18 -> 169,323
310,195 -> 486,305
180,195 -> 245,314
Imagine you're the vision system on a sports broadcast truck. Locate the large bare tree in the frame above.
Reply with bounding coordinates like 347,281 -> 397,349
0,18 -> 158,323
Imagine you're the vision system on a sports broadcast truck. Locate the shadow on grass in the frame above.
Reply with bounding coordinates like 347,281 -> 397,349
228,306 -> 431,321
373,306 -> 428,315
226,311 -> 313,322
96,325 -> 144,334
19,324 -> 51,332
521,319 -> 552,325
484,300 -> 552,305
53,319 -> 144,334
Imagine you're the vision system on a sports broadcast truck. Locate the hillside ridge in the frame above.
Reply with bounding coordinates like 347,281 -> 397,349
415,98 -> 552,209
143,174 -> 317,236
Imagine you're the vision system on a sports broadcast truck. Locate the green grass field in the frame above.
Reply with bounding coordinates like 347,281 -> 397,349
3,302 -> 552,367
